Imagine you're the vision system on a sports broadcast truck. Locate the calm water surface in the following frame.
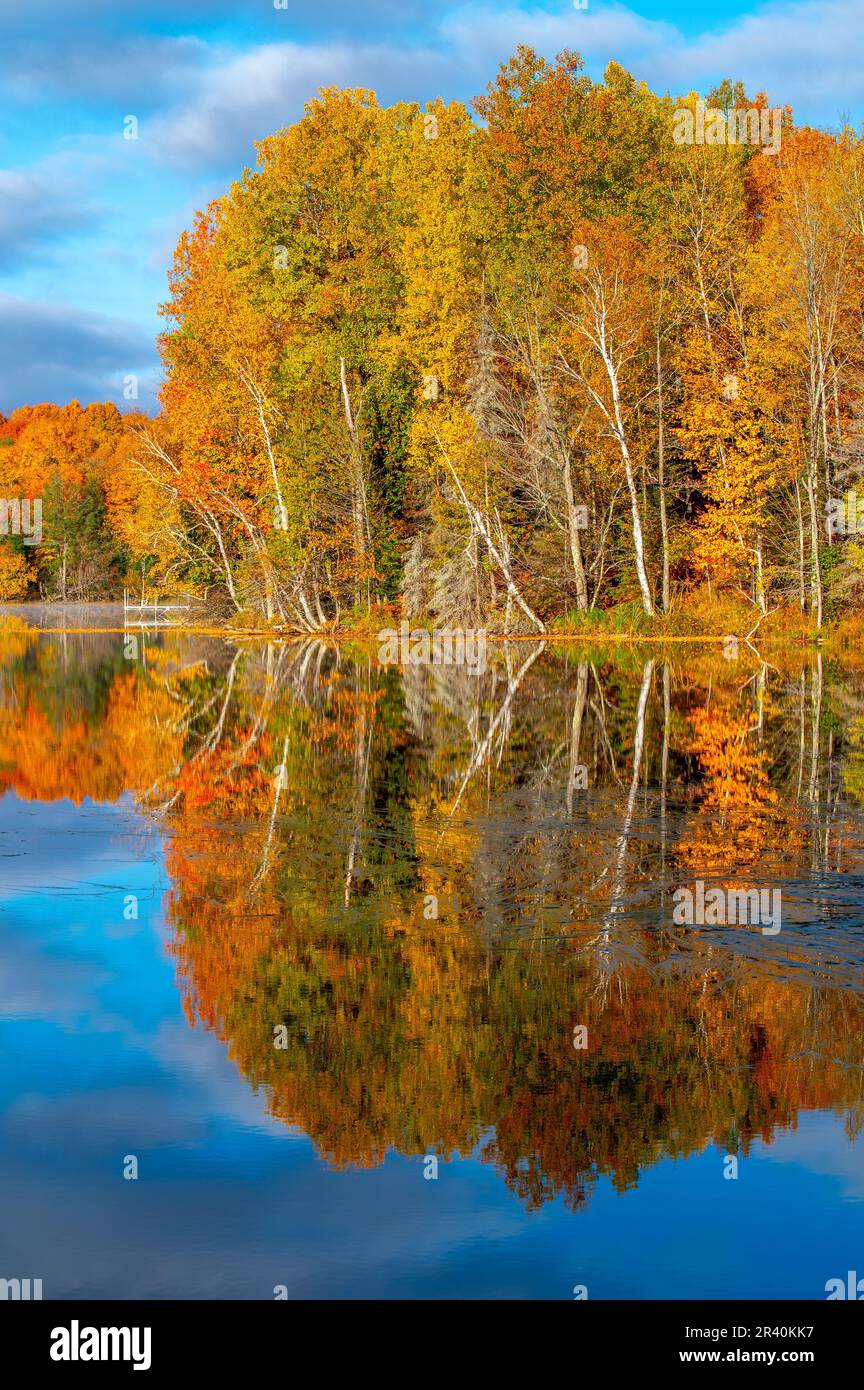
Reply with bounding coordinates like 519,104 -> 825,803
1,626 -> 863,1298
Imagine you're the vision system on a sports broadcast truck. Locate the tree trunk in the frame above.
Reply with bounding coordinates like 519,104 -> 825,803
795,479 -> 806,612
340,357 -> 371,612
656,329 -> 670,613
754,533 -> 766,615
596,312 -> 654,616
805,461 -> 823,628
563,457 -> 588,611
620,436 -> 655,616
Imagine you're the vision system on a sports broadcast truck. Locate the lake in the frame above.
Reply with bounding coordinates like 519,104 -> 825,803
1,624 -> 863,1299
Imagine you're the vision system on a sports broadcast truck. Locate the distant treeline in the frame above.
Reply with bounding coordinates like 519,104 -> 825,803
2,47 -> 864,629
0,402 -> 144,603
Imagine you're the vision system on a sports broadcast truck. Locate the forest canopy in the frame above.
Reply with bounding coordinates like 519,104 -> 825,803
2,48 -> 864,632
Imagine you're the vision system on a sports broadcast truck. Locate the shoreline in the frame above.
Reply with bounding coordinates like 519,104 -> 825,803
0,601 -> 846,647
0,614 -> 830,646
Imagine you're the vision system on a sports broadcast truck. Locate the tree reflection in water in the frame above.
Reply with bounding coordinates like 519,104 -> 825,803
2,622 -> 863,1211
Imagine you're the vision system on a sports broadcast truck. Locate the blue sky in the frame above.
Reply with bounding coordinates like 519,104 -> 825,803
1,0 -> 862,416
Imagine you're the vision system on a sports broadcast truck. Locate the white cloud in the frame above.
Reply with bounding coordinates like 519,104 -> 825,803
3,35 -> 210,105
147,40 -> 450,170
140,0 -> 864,173
0,156 -> 102,269
445,0 -> 864,123
441,1 -> 677,69
0,291 -> 160,414
669,0 -> 864,118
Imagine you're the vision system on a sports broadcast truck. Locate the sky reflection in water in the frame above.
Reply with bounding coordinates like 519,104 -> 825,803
1,627 -> 863,1298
